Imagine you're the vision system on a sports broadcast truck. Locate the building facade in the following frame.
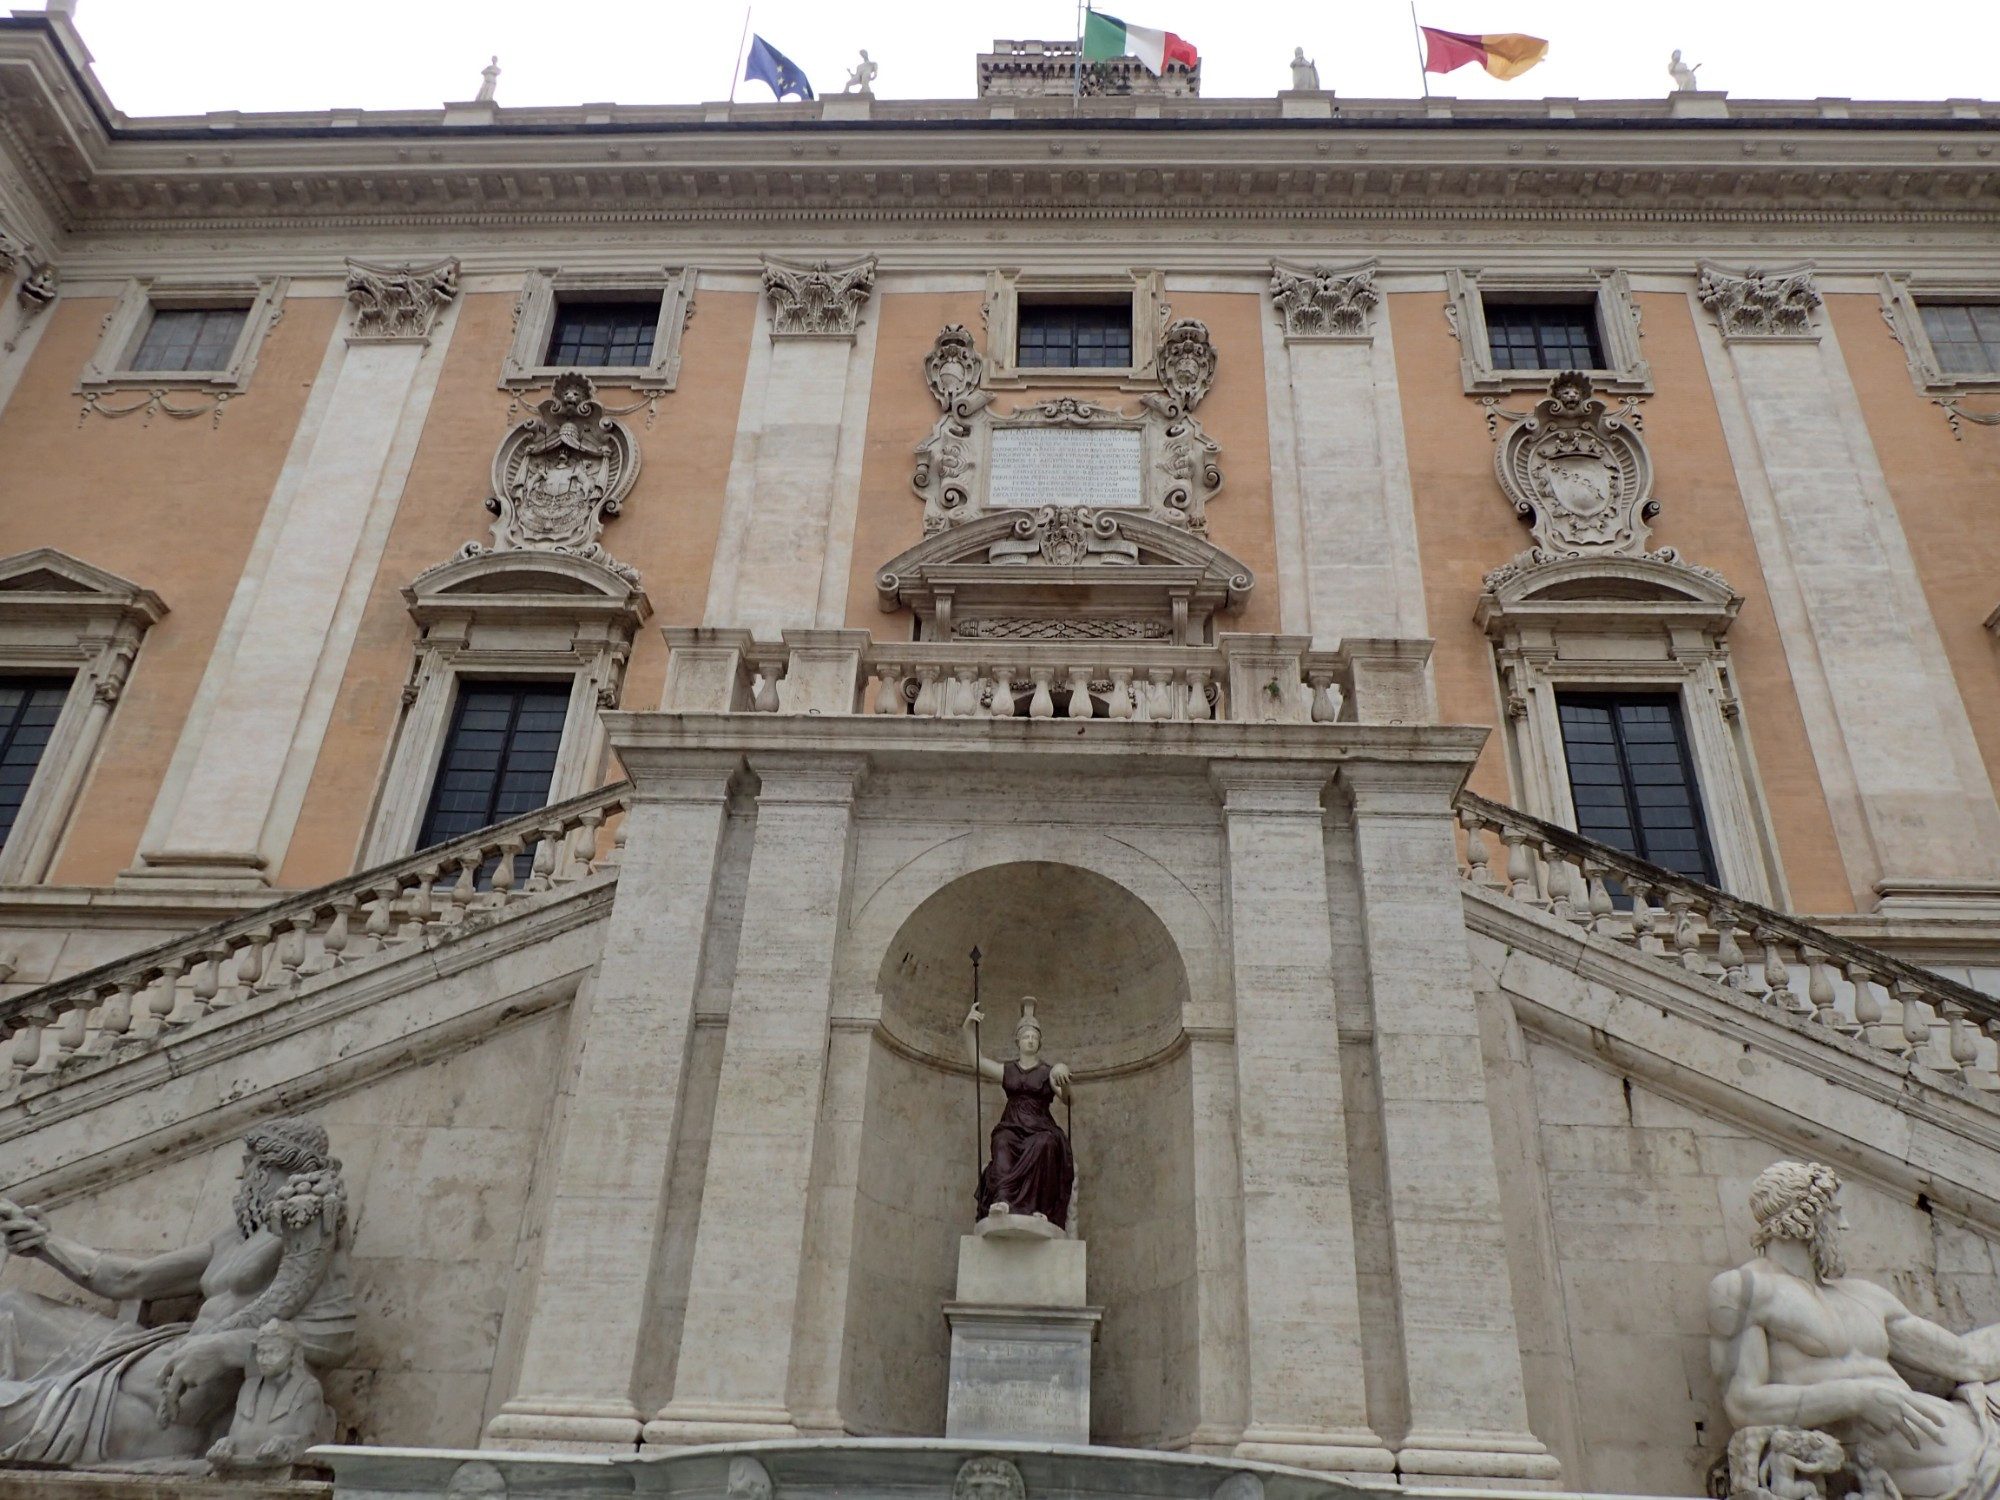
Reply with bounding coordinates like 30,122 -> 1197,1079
2,11 -> 2000,1500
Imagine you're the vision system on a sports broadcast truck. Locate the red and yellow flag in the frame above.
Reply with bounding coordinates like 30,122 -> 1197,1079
1419,25 -> 1548,81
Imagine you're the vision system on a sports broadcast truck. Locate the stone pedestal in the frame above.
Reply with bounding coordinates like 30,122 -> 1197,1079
942,1214 -> 1100,1445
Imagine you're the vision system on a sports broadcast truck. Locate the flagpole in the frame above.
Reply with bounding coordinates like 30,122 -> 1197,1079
1072,0 -> 1085,113
1409,2 -> 1430,99
732,7 -> 752,103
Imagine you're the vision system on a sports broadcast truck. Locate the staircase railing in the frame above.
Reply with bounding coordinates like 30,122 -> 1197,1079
1456,790 -> 2000,1087
0,782 -> 631,1096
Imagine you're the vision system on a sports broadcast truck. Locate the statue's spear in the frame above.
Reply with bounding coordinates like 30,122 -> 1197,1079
970,945 -> 983,1192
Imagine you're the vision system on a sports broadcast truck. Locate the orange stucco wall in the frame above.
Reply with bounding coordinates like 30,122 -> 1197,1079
275,290 -> 756,887
1391,289 -> 1853,913
844,291 -> 1279,637
1829,292 -> 2000,814
0,292 -> 337,885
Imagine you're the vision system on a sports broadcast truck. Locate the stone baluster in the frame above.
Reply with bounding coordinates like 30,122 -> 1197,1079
192,944 -> 225,1014
1799,947 -> 1838,1027
402,869 -> 436,940
1666,892 -> 1704,972
1107,667 -> 1135,719
83,980 -> 136,1056
270,917 -> 309,989
1458,810 -> 1495,888
872,664 -> 903,715
1185,667 -> 1214,721
1942,1002 -> 1981,1081
358,883 -> 398,952
1545,856 -> 1579,924
1625,879 -> 1661,956
911,665 -> 943,717
1026,667 -> 1056,719
7,1020 -> 40,1084
1065,666 -> 1095,718
1499,828 -> 1537,904
1847,964 -> 1885,1039
1307,668 -> 1338,723
140,958 -> 185,1037
598,819 -> 628,877
526,832 -> 560,894
491,839 -> 523,902
33,1004 -> 85,1075
1137,667 -> 1169,720
1714,910 -> 1747,989
1748,928 -> 1791,1009
572,809 -> 607,881
1583,861 -> 1616,935
989,667 -> 1017,717
445,855 -> 479,922
236,928 -> 271,1001
303,897 -> 351,974
1897,980 -> 1932,1057
752,657 -> 783,713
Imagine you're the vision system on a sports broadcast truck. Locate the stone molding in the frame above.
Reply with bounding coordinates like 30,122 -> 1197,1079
1269,260 -> 1378,341
1445,268 -> 1650,395
344,255 -> 458,342
1697,262 -> 1822,341
1876,273 -> 2000,436
980,268 -> 1167,386
502,265 -> 695,391
0,547 -> 166,885
75,273 -> 288,401
762,255 -> 876,339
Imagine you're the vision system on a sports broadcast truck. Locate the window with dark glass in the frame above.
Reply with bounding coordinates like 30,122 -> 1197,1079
1485,301 -> 1605,371
417,681 -> 571,859
1920,303 -> 2000,376
1557,693 -> 1719,887
0,676 -> 71,853
545,300 -> 659,368
1017,300 -> 1133,369
130,307 -> 248,373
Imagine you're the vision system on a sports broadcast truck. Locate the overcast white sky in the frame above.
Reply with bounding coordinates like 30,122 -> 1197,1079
49,1 -> 2000,116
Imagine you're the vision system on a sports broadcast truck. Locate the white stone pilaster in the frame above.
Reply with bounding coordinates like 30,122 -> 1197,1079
1339,759 -> 1560,1487
483,756 -> 740,1451
1185,1027 -> 1250,1451
1211,763 -> 1392,1476
647,753 -> 868,1446
1695,299 -> 2000,906
702,300 -> 877,639
128,292 -> 459,884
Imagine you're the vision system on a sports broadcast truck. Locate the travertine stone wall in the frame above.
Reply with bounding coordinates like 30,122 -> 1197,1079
0,1010 -> 567,1448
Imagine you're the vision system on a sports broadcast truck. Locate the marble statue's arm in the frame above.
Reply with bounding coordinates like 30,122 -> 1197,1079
1883,1298 -> 2000,1384
962,1004 -> 1005,1083
31,1229 -> 211,1302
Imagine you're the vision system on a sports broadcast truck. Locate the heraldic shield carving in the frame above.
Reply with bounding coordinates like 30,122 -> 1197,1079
468,372 -> 641,583
1492,369 -> 1657,563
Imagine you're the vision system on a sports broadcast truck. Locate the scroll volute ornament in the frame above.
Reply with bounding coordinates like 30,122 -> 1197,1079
469,371 -> 641,583
1157,317 -> 1217,411
1493,370 -> 1656,561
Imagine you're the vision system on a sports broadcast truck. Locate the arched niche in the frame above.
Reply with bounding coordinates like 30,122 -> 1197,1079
841,861 -> 1201,1449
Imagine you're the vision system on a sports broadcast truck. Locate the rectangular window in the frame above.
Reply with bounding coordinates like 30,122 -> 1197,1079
1920,303 -> 2000,377
1017,301 -> 1134,369
0,676 -> 71,853
545,300 -> 660,369
1485,301 -> 1605,372
130,307 -> 248,373
1557,693 -> 1719,887
417,681 -> 572,857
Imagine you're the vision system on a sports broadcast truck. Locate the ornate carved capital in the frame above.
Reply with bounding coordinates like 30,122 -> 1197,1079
763,255 -> 876,338
1157,317 -> 1217,411
345,257 -> 460,341
1270,260 -> 1379,339
1698,263 -> 1821,340
460,371 -> 641,582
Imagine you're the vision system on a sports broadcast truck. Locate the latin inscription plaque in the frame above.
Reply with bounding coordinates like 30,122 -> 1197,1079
989,427 -> 1143,510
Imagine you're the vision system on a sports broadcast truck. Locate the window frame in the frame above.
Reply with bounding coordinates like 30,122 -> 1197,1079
1445,269 -> 1650,395
1014,296 -> 1137,372
1477,558 -> 1782,905
501,267 -> 694,391
981,268 -> 1166,387
415,677 -> 578,854
361,551 -> 650,865
0,549 -> 166,886
1879,273 -> 2000,396
78,276 -> 287,394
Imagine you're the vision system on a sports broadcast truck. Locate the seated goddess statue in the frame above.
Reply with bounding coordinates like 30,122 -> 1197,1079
0,1117 -> 355,1467
963,997 -> 1074,1229
1710,1160 -> 2000,1500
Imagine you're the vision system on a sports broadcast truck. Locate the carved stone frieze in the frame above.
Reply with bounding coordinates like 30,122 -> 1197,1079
459,371 -> 641,583
991,506 -> 1142,566
1157,317 -> 1217,410
953,1456 -> 1025,1500
346,257 -> 459,341
1698,263 -> 1821,340
952,615 -> 1171,640
763,255 -> 876,337
1270,261 -> 1378,339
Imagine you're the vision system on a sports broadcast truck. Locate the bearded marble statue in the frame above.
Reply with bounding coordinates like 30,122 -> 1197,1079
1710,1160 -> 2000,1500
0,1117 -> 354,1467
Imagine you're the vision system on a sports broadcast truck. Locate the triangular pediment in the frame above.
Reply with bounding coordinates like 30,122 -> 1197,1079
0,548 -> 166,618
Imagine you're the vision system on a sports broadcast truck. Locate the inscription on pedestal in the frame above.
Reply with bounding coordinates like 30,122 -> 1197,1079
990,427 -> 1143,510
945,1319 -> 1096,1445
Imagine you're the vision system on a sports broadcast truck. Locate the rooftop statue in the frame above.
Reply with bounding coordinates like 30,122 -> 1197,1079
0,1118 -> 354,1468
963,998 -> 1074,1229
476,56 -> 500,103
1290,47 -> 1320,91
1710,1160 -> 2000,1500
1670,49 -> 1701,92
844,51 -> 878,94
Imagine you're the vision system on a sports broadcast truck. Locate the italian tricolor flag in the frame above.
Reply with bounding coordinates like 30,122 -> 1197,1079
1082,10 -> 1199,76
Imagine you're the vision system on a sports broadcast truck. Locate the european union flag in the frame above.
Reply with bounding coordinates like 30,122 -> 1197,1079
745,35 -> 813,101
